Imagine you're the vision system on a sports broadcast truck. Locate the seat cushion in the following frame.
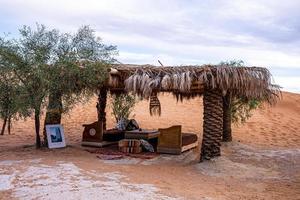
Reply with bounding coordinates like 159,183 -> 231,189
182,133 -> 198,146
103,129 -> 125,141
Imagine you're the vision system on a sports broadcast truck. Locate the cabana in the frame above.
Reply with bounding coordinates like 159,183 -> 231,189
96,63 -> 280,162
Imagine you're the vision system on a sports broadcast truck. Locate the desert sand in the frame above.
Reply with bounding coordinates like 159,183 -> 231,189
0,91 -> 300,200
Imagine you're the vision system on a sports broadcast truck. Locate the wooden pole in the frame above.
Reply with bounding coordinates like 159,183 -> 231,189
200,89 -> 223,162
97,86 -> 108,130
222,92 -> 232,142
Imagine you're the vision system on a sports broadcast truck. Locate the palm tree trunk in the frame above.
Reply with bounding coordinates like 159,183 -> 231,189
200,89 -> 223,162
1,117 -> 7,135
222,92 -> 232,142
96,86 -> 107,130
43,90 -> 63,146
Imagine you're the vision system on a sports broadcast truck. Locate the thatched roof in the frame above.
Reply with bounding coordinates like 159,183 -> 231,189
108,64 -> 280,104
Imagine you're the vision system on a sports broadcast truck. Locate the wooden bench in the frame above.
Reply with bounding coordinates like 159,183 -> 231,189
157,125 -> 198,154
81,121 -> 119,147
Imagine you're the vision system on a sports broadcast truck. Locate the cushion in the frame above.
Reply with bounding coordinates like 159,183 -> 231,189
116,118 -> 128,131
103,129 -> 125,141
126,119 -> 139,131
140,139 -> 154,152
182,133 -> 198,146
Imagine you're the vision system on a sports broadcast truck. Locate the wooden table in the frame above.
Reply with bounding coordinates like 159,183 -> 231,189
125,129 -> 160,140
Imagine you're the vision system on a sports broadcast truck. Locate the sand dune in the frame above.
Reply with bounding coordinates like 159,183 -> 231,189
0,91 -> 299,200
2,91 -> 299,149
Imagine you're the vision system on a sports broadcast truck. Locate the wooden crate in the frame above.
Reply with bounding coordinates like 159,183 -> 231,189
118,139 -> 142,154
119,146 -> 142,154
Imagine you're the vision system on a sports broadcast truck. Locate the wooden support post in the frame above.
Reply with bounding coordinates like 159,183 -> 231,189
97,86 -> 108,130
222,92 -> 232,142
200,89 -> 223,162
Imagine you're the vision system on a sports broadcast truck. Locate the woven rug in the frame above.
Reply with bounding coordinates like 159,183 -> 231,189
85,145 -> 158,160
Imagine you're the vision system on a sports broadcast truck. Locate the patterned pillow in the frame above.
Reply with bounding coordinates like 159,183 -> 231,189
116,118 -> 128,131
126,119 -> 139,131
140,139 -> 154,152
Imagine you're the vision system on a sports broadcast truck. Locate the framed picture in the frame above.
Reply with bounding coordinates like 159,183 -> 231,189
46,124 -> 66,149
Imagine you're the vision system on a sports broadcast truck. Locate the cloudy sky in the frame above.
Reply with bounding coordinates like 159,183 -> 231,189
0,0 -> 299,93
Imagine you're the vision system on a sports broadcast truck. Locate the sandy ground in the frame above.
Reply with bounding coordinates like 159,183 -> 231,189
0,91 -> 300,200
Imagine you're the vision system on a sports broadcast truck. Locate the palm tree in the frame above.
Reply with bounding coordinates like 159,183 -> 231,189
200,89 -> 223,161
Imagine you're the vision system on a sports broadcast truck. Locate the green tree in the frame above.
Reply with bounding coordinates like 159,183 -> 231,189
0,24 -> 117,147
0,24 -> 57,147
0,73 -> 30,135
42,25 -> 117,145
219,60 -> 262,142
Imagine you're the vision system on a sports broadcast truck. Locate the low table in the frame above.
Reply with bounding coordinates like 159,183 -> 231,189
125,129 -> 160,140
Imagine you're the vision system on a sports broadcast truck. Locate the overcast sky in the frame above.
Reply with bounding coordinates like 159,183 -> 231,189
0,0 -> 299,93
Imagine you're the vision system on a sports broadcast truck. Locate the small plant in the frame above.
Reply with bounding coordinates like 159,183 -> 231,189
111,93 -> 136,122
231,98 -> 261,124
